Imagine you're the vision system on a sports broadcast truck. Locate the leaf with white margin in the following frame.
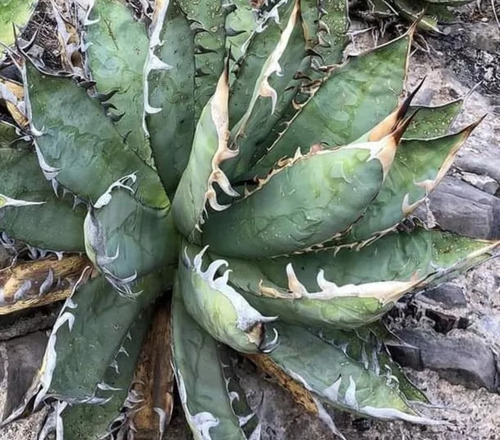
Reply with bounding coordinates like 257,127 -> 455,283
173,65 -> 239,242
178,242 -> 278,354
39,309 -> 152,440
265,322 -> 440,423
172,283 -> 262,440
217,227 -> 499,329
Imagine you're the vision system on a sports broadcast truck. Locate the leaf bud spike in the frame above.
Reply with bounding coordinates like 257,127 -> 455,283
375,110 -> 419,178
369,76 -> 426,142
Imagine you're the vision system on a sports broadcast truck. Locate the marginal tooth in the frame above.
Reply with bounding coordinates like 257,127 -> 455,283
371,348 -> 380,376
14,280 -> 32,301
285,264 -> 307,296
108,111 -> 125,122
193,245 -> 209,272
344,376 -> 358,409
34,144 -> 60,180
39,269 -> 55,295
97,382 -> 122,391
118,345 -> 130,357
211,170 -> 240,197
260,327 -> 279,353
361,345 -> 369,369
51,178 -> 59,196
206,189 -> 231,211
0,194 -> 45,208
316,269 -> 337,291
148,53 -> 172,71
258,79 -> 278,115
203,259 -> 228,281
323,377 -> 342,402
110,360 -> 120,374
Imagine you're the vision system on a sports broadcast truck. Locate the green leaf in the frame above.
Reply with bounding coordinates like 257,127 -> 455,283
0,0 -> 36,55
404,100 -> 463,139
250,32 -> 412,178
145,0 -> 196,197
178,242 -> 278,354
225,0 -> 308,178
313,326 -> 430,404
220,227 -> 497,328
59,312 -> 151,440
266,322 -> 434,422
311,0 -> 349,65
177,0 -> 227,115
225,0 -> 255,64
23,61 -> 168,210
173,67 -> 237,242
34,272 -> 169,403
84,185 -> 178,284
0,148 -> 85,251
172,281 -> 259,439
339,123 -> 477,244
203,143 -> 388,258
84,0 -> 153,165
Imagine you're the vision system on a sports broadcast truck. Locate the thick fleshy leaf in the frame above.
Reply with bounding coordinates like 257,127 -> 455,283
0,256 -> 89,315
172,282 -> 260,439
220,228 -> 498,328
313,326 -> 429,404
54,311 -> 151,440
225,0 -> 308,178
145,0 -> 196,196
23,61 -> 168,210
250,31 -> 412,178
31,271 -> 169,404
263,322 -> 436,423
177,0 -> 227,115
173,66 -> 238,242
0,0 -> 36,55
0,148 -> 86,251
339,123 -> 478,245
311,0 -> 349,65
405,100 -> 463,139
203,136 -> 400,258
83,184 -> 178,287
83,0 -> 152,164
225,0 -> 255,64
178,243 -> 278,354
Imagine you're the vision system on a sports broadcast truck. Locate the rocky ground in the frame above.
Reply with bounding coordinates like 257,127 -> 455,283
1,2 -> 500,440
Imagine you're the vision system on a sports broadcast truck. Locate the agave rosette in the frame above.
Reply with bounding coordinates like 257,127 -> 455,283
0,0 -> 497,438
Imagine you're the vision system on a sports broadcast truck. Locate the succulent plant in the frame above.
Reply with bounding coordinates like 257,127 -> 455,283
353,0 -> 474,32
0,0 -> 497,439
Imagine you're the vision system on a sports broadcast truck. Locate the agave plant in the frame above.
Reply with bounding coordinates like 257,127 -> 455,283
355,0 -> 474,32
0,0 -> 497,438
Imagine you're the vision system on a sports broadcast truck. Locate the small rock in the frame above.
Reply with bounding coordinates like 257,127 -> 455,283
388,329 -> 499,392
427,176 -> 500,240
456,147 -> 500,186
419,283 -> 467,309
1,332 -> 48,420
459,172 -> 499,195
